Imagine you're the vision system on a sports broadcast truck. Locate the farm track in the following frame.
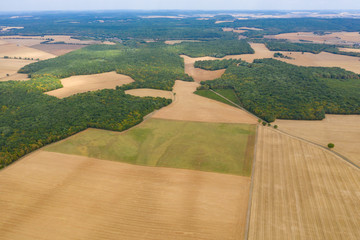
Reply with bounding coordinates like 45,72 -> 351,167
248,126 -> 360,239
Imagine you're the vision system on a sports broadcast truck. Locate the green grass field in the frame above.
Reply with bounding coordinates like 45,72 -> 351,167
195,89 -> 241,107
45,119 -> 256,176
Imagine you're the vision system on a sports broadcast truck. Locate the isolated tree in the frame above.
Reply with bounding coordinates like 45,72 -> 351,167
274,125 -> 278,129
327,143 -> 335,149
258,119 -> 262,123
262,121 -> 267,126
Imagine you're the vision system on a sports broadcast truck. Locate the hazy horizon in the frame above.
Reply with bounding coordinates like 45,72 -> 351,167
1,0 -> 360,12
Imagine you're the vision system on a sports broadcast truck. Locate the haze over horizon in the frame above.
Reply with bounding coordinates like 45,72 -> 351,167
1,0 -> 360,12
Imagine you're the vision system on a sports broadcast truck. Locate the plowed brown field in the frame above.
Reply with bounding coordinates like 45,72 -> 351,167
274,114 -> 360,166
45,72 -> 134,98
248,126 -> 360,239
0,150 -> 250,240
151,80 -> 258,124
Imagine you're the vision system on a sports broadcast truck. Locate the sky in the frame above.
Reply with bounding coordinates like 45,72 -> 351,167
1,0 -> 360,12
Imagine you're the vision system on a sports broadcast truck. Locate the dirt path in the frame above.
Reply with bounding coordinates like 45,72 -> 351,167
0,150 -> 250,240
151,80 -> 258,124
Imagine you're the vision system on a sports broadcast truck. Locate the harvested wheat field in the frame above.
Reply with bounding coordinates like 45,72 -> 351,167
0,35 -> 100,45
45,72 -> 134,98
222,28 -> 247,33
30,44 -> 86,56
265,31 -> 360,44
248,126 -> 360,239
278,51 -> 360,74
0,58 -> 34,80
164,40 -> 201,45
181,55 -> 226,82
125,88 -> 174,99
0,40 -> 56,60
339,47 -> 360,53
152,80 -> 258,124
274,114 -> 360,166
0,150 -> 250,240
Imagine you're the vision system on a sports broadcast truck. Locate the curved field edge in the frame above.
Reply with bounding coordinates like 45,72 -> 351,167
248,126 -> 360,239
44,118 -> 257,177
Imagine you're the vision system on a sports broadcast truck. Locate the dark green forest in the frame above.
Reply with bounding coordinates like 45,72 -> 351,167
0,75 -> 171,169
200,59 -> 360,122
194,59 -> 245,70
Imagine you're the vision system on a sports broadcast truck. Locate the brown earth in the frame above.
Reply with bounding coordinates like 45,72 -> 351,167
45,72 -> 134,98
151,80 -> 258,124
274,114 -> 360,166
248,126 -> 360,239
125,88 -> 174,99
0,150 -> 250,240
0,40 -> 56,60
30,44 -> 86,56
0,58 -> 34,80
265,31 -> 360,45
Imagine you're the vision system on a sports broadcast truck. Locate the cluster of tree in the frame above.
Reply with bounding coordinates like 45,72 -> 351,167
170,39 -> 254,58
194,59 -> 246,70
200,59 -> 360,122
265,40 -> 360,57
0,76 -> 171,168
19,43 -> 193,91
273,52 -> 293,59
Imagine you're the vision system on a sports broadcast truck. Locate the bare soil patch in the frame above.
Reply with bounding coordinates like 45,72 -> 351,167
0,35 -> 100,45
265,31 -> 360,45
151,80 -> 258,124
0,58 -> 34,80
0,40 -> 56,60
45,72 -> 134,98
274,114 -> 360,166
249,126 -> 360,239
0,150 -> 250,240
125,88 -> 174,99
339,47 -> 360,53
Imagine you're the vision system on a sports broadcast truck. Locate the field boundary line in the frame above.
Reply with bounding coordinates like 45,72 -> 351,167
244,124 -> 259,240
275,128 -> 360,170
209,89 -> 263,121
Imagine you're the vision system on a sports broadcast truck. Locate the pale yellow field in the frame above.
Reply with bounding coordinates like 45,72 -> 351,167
45,72 -> 134,98
0,58 -> 34,80
0,35 -> 100,45
125,88 -> 174,99
30,44 -> 86,56
278,51 -> 360,74
274,114 -> 360,166
0,40 -> 56,60
0,150 -> 250,240
265,31 -> 360,44
152,80 -> 258,124
248,126 -> 360,239
222,28 -> 247,33
164,40 -> 201,45
339,47 -> 360,53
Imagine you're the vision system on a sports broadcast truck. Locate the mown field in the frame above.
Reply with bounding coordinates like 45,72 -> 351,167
45,119 -> 256,176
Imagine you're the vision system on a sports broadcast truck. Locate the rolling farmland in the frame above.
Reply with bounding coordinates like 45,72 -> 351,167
0,151 -> 251,240
248,126 -> 360,239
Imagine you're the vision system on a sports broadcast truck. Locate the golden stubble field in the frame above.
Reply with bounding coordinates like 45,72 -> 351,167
248,126 -> 360,239
0,40 -> 56,60
0,58 -> 33,80
265,31 -> 360,44
0,150 -> 250,240
45,72 -> 134,98
274,114 -> 360,166
151,80 -> 258,124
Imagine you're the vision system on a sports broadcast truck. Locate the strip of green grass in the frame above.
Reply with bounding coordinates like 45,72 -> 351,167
195,89 -> 240,108
45,119 -> 256,176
